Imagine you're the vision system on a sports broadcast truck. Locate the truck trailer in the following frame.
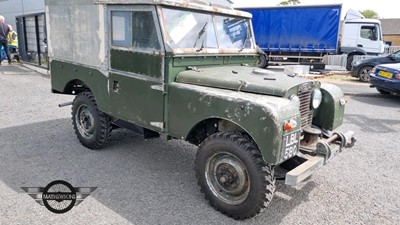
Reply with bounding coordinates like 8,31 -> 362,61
240,5 -> 385,70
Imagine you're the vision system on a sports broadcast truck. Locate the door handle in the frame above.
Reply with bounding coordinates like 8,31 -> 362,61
113,80 -> 120,93
357,44 -> 363,47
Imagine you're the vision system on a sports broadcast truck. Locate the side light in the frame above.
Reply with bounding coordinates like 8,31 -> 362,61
371,67 -> 377,74
283,119 -> 298,131
339,98 -> 347,106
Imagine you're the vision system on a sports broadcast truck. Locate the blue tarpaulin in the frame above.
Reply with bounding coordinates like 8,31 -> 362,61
241,5 -> 341,53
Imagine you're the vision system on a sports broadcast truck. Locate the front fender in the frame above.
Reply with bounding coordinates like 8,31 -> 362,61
313,83 -> 345,130
168,83 -> 301,165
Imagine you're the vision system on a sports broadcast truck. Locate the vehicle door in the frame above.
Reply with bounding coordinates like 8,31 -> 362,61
357,24 -> 383,54
108,5 -> 165,132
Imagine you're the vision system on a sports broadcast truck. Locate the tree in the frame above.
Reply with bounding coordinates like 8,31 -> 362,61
279,0 -> 300,5
359,9 -> 379,19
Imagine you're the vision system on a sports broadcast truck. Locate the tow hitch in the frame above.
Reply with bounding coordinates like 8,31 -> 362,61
285,130 -> 356,185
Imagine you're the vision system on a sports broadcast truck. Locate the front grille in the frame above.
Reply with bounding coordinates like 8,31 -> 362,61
298,83 -> 313,129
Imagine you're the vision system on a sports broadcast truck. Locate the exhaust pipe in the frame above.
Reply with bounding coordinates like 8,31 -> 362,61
58,101 -> 73,108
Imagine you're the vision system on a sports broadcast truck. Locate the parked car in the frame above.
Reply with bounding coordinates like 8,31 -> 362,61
369,63 -> 400,95
351,50 -> 400,82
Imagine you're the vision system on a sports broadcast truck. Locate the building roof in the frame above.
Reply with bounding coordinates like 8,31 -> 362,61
381,19 -> 400,35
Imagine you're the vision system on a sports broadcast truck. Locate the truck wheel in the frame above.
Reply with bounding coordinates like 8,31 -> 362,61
257,54 -> 269,68
346,55 -> 354,71
72,92 -> 111,149
358,66 -> 372,82
195,132 -> 275,220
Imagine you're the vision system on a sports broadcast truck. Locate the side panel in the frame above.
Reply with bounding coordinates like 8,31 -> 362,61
50,60 -> 110,113
46,0 -> 107,70
110,49 -> 163,79
242,5 -> 341,53
108,72 -> 164,132
168,83 -> 301,165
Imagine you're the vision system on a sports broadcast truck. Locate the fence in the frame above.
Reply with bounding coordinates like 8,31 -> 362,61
323,46 -> 400,69
384,46 -> 400,55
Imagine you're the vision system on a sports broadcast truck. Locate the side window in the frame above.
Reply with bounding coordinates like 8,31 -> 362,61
132,11 -> 160,50
360,26 -> 377,41
112,12 -> 132,46
111,10 -> 160,50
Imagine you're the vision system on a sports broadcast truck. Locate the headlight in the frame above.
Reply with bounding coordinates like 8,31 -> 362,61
290,95 -> 301,108
311,89 -> 323,109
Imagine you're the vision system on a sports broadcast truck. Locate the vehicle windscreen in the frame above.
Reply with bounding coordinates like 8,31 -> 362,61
161,8 -> 254,51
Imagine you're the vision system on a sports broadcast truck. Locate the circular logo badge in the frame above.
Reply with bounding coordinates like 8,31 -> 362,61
42,180 -> 77,214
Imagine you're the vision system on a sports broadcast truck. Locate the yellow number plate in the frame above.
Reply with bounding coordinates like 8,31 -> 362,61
379,71 -> 393,79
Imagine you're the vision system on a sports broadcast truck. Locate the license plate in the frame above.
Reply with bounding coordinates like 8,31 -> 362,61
281,131 -> 300,161
378,71 -> 393,79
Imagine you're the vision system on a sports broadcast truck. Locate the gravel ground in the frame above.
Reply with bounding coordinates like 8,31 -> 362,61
0,65 -> 399,225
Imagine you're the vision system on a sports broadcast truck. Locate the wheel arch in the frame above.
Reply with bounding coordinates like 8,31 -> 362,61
64,79 -> 92,94
186,117 -> 260,150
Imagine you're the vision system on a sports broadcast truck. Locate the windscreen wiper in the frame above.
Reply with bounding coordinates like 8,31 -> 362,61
239,27 -> 250,52
194,22 -> 208,49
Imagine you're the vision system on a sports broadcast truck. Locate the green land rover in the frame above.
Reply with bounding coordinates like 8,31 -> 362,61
46,0 -> 356,220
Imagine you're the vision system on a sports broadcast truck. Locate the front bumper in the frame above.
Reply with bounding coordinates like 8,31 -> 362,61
285,131 -> 356,185
370,75 -> 400,94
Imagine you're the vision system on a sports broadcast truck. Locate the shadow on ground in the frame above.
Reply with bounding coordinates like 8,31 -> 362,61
0,118 -> 317,224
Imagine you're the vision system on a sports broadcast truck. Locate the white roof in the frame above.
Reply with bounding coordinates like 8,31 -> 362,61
94,0 -> 252,18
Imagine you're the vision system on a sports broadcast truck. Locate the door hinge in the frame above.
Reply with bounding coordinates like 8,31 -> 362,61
150,122 -> 164,129
151,84 -> 164,92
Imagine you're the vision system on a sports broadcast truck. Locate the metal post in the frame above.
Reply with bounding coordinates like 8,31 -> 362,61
34,15 -> 41,66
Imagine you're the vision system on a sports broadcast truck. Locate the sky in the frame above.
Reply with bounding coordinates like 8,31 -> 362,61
232,0 -> 398,19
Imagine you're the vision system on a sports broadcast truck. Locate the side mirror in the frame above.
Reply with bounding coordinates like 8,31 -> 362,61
390,54 -> 396,60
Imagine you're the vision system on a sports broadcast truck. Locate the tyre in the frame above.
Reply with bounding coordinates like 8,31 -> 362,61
257,54 -> 269,68
376,88 -> 390,95
358,66 -> 372,82
195,132 -> 275,220
346,55 -> 354,71
72,92 -> 111,149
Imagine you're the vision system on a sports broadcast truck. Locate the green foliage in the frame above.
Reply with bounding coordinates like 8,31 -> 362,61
359,9 -> 379,19
279,0 -> 300,5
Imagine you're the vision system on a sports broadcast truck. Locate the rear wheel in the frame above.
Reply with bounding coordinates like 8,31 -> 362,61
195,132 -> 275,220
358,66 -> 372,82
72,92 -> 111,149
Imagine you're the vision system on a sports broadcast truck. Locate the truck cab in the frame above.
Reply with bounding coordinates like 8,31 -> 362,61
47,0 -> 355,220
340,9 -> 385,70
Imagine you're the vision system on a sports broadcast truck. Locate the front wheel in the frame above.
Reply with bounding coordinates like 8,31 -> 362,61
358,66 -> 372,82
195,132 -> 275,220
72,92 -> 111,149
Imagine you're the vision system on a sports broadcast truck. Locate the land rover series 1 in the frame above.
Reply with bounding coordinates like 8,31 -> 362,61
46,0 -> 356,219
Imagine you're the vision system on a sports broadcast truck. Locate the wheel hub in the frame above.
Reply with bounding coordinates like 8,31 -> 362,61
205,152 -> 250,205
216,164 -> 240,191
76,105 -> 95,139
